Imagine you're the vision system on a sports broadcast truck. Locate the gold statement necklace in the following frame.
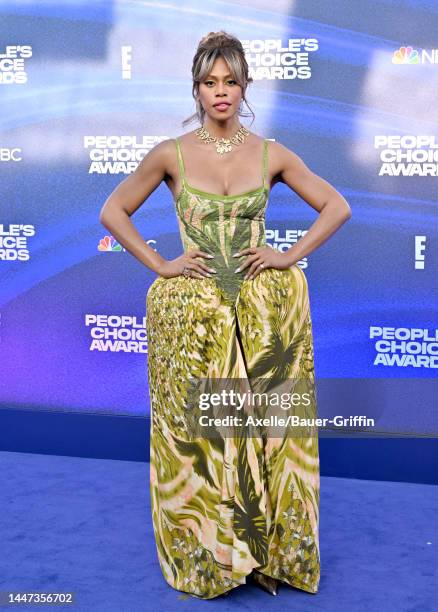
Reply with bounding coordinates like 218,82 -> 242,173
195,124 -> 250,155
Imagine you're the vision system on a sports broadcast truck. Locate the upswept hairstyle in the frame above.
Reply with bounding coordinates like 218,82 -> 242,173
182,30 -> 255,127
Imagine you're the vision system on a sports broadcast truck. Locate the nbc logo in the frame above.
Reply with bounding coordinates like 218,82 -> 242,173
392,46 -> 419,64
98,235 -> 123,252
392,45 -> 438,64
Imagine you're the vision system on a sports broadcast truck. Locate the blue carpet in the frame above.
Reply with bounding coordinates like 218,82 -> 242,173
0,451 -> 436,611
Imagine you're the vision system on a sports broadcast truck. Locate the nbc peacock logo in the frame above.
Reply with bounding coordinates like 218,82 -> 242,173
392,46 -> 420,64
98,235 -> 123,252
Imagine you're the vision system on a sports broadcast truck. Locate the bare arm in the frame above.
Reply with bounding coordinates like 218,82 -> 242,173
99,139 -> 173,274
271,142 -> 352,265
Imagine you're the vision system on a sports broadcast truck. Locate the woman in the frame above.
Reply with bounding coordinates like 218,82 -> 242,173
100,31 -> 351,599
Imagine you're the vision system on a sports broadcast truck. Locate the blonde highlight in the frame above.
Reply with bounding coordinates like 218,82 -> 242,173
182,30 -> 255,127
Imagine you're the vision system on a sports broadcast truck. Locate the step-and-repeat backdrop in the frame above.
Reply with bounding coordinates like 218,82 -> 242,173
1,1 -> 437,437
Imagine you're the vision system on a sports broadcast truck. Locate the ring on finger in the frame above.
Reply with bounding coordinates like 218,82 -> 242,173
249,264 -> 265,278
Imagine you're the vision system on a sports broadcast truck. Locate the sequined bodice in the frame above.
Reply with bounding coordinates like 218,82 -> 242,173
174,137 -> 269,305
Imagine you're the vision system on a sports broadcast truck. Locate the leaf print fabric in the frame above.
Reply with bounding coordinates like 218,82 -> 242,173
145,138 -> 320,599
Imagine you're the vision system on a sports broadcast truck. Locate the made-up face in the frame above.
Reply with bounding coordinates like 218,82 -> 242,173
197,56 -> 243,120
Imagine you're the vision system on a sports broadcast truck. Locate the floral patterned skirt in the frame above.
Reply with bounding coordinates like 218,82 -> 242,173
146,265 -> 320,599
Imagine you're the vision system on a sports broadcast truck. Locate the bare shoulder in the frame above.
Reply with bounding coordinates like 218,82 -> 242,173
257,137 -> 290,164
245,131 -> 266,148
138,137 -> 176,161
150,137 -> 177,159
99,137 -> 178,218
268,139 -> 300,162
176,130 -> 198,145
134,137 -> 177,177
267,140 -> 309,180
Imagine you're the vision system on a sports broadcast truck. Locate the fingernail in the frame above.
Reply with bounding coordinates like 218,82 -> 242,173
206,254 -> 214,258
209,269 -> 217,273
206,273 -> 212,277
232,253 -> 240,257
235,267 -> 241,273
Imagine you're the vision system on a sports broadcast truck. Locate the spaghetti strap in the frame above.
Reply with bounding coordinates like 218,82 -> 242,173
174,138 -> 186,186
175,136 -> 268,194
147,131 -> 320,599
262,139 -> 269,189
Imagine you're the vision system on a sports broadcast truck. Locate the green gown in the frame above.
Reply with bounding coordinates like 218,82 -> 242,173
146,137 -> 320,599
